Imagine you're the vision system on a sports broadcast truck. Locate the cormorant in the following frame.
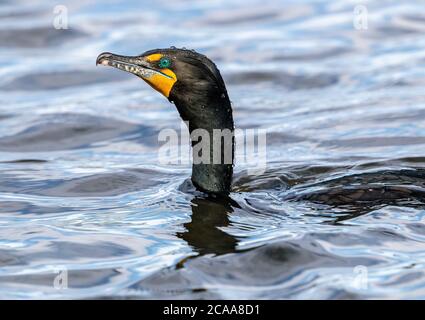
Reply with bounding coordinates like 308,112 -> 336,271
96,48 -> 425,204
97,48 -> 234,194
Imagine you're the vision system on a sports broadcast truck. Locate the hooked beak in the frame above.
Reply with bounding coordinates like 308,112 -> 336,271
96,52 -> 163,79
96,51 -> 177,98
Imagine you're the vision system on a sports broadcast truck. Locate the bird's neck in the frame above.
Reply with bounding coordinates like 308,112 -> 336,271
172,93 -> 234,194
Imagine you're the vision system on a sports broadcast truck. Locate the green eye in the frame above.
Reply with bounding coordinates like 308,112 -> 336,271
158,57 -> 171,69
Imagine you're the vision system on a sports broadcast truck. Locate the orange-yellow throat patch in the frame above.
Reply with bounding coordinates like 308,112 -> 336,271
145,68 -> 177,98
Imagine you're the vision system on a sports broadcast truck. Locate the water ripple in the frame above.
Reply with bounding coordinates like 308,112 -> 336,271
0,0 -> 425,299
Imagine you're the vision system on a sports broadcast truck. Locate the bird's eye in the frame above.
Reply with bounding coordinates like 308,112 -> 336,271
158,57 -> 171,69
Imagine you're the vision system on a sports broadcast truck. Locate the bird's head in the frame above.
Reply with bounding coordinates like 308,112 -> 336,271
96,48 -> 228,104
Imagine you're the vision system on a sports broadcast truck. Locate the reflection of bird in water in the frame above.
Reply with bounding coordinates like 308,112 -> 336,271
177,196 -> 238,255
96,48 -> 425,207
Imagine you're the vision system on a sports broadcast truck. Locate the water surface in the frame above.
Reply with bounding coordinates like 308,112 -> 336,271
1,0 -> 425,299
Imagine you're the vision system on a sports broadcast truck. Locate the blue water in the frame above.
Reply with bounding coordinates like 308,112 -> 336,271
1,0 -> 425,299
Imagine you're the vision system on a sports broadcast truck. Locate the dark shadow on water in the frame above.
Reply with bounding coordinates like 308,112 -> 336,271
0,27 -> 87,48
226,70 -> 338,89
322,200 -> 425,225
0,113 -> 157,152
0,168 -> 171,197
1,70 -> 131,91
0,159 -> 47,164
